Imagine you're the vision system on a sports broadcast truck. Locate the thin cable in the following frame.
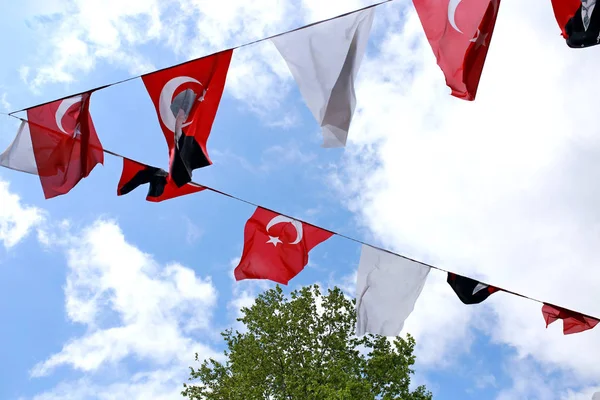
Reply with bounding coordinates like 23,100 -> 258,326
99,145 -> 598,320
8,0 -> 393,116
6,112 -> 598,320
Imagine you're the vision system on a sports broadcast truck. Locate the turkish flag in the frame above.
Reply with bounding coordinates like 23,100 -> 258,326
142,50 -> 233,187
413,0 -> 500,100
542,303 -> 599,335
25,92 -> 104,199
117,158 -> 205,202
234,207 -> 334,285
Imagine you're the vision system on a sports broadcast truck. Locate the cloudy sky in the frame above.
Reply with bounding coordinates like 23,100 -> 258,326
1,0 -> 599,399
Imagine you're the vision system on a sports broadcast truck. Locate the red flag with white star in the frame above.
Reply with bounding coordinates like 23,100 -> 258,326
234,207 -> 334,285
413,0 -> 501,100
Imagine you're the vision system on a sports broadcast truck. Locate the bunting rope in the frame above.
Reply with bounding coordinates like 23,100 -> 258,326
7,0 -> 393,117
9,115 -> 593,322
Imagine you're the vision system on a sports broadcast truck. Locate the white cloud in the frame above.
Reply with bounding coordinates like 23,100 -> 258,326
564,388 -> 600,400
20,0 -> 297,117
183,217 -> 203,244
331,0 -> 600,394
22,0 -> 160,89
0,179 -> 45,249
0,92 -> 10,111
31,368 -> 187,400
474,373 -> 497,390
31,219 -> 219,377
20,0 -> 382,125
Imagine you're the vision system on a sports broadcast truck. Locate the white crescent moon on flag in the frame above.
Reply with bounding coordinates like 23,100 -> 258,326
55,95 -> 83,135
266,215 -> 303,245
159,76 -> 202,133
472,282 -> 488,295
448,0 -> 463,34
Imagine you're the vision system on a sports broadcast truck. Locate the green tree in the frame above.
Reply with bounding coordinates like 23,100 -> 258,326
183,284 -> 432,400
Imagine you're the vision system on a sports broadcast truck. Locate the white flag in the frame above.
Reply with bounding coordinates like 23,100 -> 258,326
0,121 -> 38,175
272,8 -> 374,148
356,245 -> 430,337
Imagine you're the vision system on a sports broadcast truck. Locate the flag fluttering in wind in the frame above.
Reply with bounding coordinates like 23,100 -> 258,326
447,272 -> 499,304
0,93 -> 104,199
550,0 -> 600,48
272,8 -> 374,147
117,158 -> 205,202
542,303 -> 599,335
356,245 -> 430,336
413,0 -> 501,100
234,207 -> 333,284
142,50 -> 233,187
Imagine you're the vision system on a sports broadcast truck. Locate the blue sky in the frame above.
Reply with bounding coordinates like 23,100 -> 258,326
1,0 -> 600,399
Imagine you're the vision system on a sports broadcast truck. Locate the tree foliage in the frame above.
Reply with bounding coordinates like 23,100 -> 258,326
182,284 -> 432,400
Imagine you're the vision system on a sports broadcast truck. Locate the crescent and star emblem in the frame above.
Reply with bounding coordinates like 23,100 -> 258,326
447,0 -> 463,33
265,215 -> 303,247
158,76 -> 205,133
448,0 -> 492,46
55,95 -> 83,137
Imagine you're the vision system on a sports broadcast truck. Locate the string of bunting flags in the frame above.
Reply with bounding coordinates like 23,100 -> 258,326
4,114 -> 598,337
1,0 -> 599,339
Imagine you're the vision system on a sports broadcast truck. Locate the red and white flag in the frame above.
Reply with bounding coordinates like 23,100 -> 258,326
550,0 -> 600,48
0,93 -> 104,199
413,0 -> 501,100
550,0 -> 581,38
234,207 -> 334,285
117,158 -> 204,202
142,50 -> 233,187
542,303 -> 599,335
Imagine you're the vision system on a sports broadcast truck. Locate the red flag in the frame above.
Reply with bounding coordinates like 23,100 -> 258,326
117,158 -> 204,202
542,303 -> 599,335
142,50 -> 233,187
550,0 -> 600,48
234,207 -> 334,285
413,0 -> 500,100
550,0 -> 581,38
24,93 -> 104,199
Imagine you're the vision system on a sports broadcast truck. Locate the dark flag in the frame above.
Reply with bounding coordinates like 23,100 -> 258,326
142,50 -> 233,187
447,272 -> 499,304
542,303 -> 599,335
551,0 -> 600,48
117,158 -> 204,202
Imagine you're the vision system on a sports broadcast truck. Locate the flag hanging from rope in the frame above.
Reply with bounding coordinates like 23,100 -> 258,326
550,0 -> 600,48
0,93 -> 104,199
356,245 -> 430,336
542,303 -> 599,335
413,0 -> 501,100
272,8 -> 374,147
142,49 -> 233,187
447,272 -> 499,304
117,158 -> 205,202
234,207 -> 333,284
